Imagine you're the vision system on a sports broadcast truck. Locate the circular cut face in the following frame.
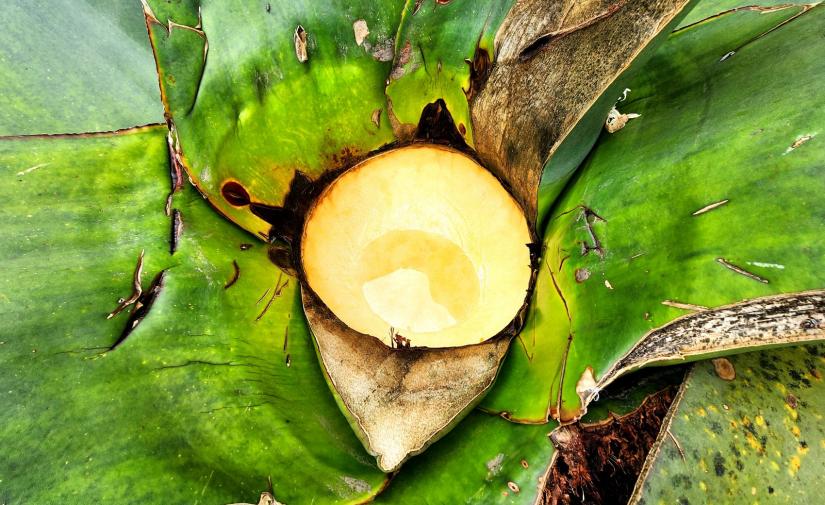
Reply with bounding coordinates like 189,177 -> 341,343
301,145 -> 532,348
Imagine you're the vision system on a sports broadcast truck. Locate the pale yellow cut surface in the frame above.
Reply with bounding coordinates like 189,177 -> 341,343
301,145 -> 532,348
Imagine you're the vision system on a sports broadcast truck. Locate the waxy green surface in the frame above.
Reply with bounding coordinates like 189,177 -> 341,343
484,3 -> 825,421
0,0 -> 163,135
145,0 -> 405,236
376,412 -> 557,505
0,129 -> 388,504
634,346 -> 825,504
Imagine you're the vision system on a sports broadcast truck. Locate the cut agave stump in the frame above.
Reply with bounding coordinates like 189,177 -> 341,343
300,145 -> 534,471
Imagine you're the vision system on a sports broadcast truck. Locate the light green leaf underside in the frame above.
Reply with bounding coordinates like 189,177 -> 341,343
375,412 -> 557,505
146,0 -> 405,237
484,3 -> 825,421
0,1 -> 163,135
0,128 -> 386,504
633,345 -> 825,504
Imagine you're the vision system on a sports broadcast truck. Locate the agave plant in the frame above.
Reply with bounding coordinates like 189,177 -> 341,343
2,0 -> 823,503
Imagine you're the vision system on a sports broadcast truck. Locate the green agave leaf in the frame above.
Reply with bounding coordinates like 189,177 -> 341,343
0,0 -> 162,135
0,128 -> 387,504
632,345 -> 825,503
384,0 -> 513,145
375,412 -> 557,505
470,0 -> 694,223
144,0 -> 404,237
677,0 -> 808,27
484,3 -> 825,422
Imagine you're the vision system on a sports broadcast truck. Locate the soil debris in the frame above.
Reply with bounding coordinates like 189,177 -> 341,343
294,25 -> 308,63
661,300 -> 708,312
541,387 -> 676,505
716,257 -> 769,284
389,41 -> 412,80
353,19 -> 369,46
605,105 -> 640,133
692,199 -> 729,216
784,134 -> 814,154
574,268 -> 591,283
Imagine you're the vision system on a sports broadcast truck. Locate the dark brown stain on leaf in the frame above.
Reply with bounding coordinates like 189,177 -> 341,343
268,243 -> 297,276
109,270 -> 167,351
464,45 -> 491,102
415,99 -> 467,148
221,181 -> 251,207
170,209 -> 183,255
224,260 -> 240,289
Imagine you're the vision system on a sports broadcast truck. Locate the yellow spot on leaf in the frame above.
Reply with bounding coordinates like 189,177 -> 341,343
755,415 -> 765,427
770,461 -> 780,471
788,455 -> 801,476
784,404 -> 799,421
791,425 -> 801,438
699,481 -> 707,492
746,433 -> 761,451
696,407 -> 707,417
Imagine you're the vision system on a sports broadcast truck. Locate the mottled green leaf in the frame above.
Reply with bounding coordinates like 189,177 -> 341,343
633,345 -> 825,504
0,128 -> 386,504
484,3 -> 825,422
0,1 -> 162,135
